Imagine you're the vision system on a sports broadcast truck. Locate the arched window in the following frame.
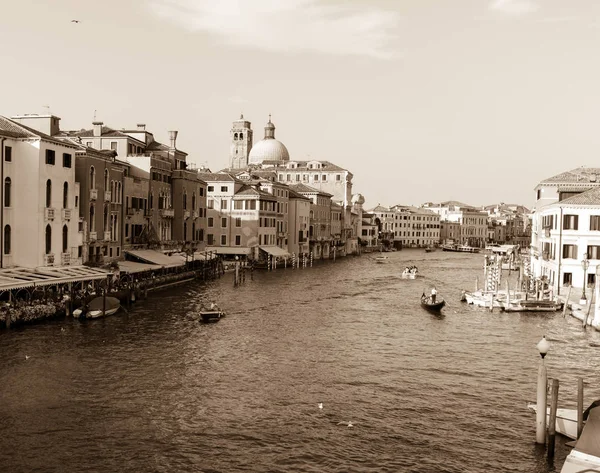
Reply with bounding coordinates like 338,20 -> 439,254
110,181 -> 114,202
117,182 -> 122,203
183,192 -> 187,210
3,225 -> 10,255
183,222 -> 187,241
89,204 -> 95,232
45,224 -> 52,254
234,133 -> 238,140
103,206 -> 108,232
63,182 -> 68,209
104,169 -> 109,191
4,177 -> 11,207
90,166 -> 96,189
192,222 -> 196,241
192,192 -> 196,210
239,132 -> 244,140
46,179 -> 52,208
62,225 -> 68,253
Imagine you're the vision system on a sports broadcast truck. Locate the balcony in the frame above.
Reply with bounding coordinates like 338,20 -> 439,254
144,209 -> 153,217
104,191 -> 111,202
90,189 -> 98,201
104,231 -> 111,241
183,210 -> 191,220
127,208 -> 135,216
61,252 -> 71,266
44,253 -> 55,266
192,210 -> 199,219
160,208 -> 174,218
62,208 -> 72,220
277,231 -> 287,238
89,231 -> 97,242
45,208 -> 55,220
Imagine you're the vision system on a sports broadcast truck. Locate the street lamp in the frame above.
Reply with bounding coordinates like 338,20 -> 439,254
581,253 -> 590,302
535,335 -> 550,444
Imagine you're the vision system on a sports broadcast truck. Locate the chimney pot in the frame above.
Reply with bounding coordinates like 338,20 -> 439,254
92,121 -> 103,137
137,123 -> 146,131
168,130 -> 178,149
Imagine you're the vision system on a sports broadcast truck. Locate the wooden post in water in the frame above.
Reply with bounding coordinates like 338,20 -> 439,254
536,336 -> 549,444
563,285 -> 572,318
577,378 -> 584,439
475,276 -> 479,292
547,378 -> 560,458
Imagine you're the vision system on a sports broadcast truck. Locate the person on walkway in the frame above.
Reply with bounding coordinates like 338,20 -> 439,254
431,287 -> 437,303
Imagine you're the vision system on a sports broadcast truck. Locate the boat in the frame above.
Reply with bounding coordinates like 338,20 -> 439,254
401,267 -> 418,279
374,255 -> 390,264
421,293 -> 445,312
560,405 -> 600,473
502,299 -> 563,312
79,296 -> 121,319
425,245 -> 435,253
441,244 -> 480,253
199,310 -> 225,323
527,402 -> 579,440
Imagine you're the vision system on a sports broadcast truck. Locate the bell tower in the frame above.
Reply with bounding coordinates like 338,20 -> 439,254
229,114 -> 253,169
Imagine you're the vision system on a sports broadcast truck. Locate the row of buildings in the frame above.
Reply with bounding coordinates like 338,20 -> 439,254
0,110 -> 533,277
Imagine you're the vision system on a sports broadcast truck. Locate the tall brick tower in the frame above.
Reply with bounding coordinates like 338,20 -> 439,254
229,114 -> 253,169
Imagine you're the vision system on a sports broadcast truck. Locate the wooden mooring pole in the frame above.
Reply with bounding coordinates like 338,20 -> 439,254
577,377 -> 584,439
547,378 -> 559,458
563,285 -> 572,318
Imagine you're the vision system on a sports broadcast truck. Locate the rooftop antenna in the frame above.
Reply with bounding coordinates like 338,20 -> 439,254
93,110 -> 97,121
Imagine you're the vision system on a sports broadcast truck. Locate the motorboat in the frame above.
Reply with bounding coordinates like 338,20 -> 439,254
75,296 -> 121,319
374,255 -> 390,264
401,267 -> 418,279
442,244 -> 480,253
560,405 -> 600,472
502,299 -> 563,312
527,402 -> 578,440
421,293 -> 445,312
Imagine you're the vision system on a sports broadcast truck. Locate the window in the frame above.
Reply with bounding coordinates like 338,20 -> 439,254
208,186 -> 214,192
86,141 -> 92,147
104,169 -> 109,190
562,244 -> 578,259
336,174 -> 341,181
208,217 -> 213,227
221,186 -> 228,192
45,224 -> 52,254
62,225 -> 68,253
62,153 -> 72,168
235,235 -> 241,245
221,235 -> 227,245
235,218 -> 241,227
313,175 -> 318,181
4,177 -> 10,207
3,225 -> 10,255
221,218 -> 227,228
591,216 -> 600,231
563,214 -> 579,230
246,200 -> 256,210
207,234 -> 214,245
234,200 -> 243,210
199,229 -> 204,242
46,180 -> 52,208
60,182 -> 69,210
45,149 -> 55,165
110,142 -> 117,150
207,199 -> 214,209
90,166 -> 96,189
563,272 -> 572,285
322,174 -> 327,181
183,193 -> 187,210
4,146 -> 11,162
199,187 -> 204,197
588,246 -> 600,259
221,199 -> 228,210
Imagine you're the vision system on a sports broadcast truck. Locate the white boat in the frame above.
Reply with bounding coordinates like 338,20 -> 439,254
561,405 -> 600,473
85,296 -> 121,319
401,268 -> 418,279
527,402 -> 578,440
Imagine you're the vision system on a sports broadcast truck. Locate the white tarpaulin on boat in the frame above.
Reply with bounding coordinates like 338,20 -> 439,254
260,246 -> 289,257
124,250 -> 185,268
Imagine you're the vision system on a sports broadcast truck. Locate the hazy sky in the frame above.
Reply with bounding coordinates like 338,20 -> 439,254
2,0 -> 599,209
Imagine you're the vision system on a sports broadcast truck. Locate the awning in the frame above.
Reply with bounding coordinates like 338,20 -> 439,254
124,250 -> 185,268
205,247 -> 252,255
0,265 -> 111,291
260,246 -> 290,257
118,261 -> 162,274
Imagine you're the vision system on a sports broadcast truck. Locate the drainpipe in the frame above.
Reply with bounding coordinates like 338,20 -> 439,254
557,207 -> 563,296
1,137 -> 5,268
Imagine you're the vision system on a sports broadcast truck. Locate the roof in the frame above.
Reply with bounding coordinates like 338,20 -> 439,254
288,183 -> 333,197
549,186 -> 600,207
197,172 -> 238,182
124,250 -> 185,268
0,265 -> 110,291
0,116 -> 78,148
260,246 -> 290,257
205,246 -> 252,255
278,160 -> 348,172
537,167 -> 600,187
248,138 -> 290,164
234,186 -> 275,199
67,125 -> 145,145
288,188 -> 311,201
118,261 -> 161,274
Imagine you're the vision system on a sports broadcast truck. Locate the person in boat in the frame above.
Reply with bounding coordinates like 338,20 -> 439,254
431,287 -> 437,303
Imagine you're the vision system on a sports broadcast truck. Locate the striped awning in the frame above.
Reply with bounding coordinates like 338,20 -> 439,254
0,265 -> 111,291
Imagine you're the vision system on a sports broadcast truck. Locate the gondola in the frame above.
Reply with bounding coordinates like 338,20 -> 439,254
199,309 -> 225,323
421,293 -> 445,312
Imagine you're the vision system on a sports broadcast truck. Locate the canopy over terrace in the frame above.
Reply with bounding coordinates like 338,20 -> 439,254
0,266 -> 111,292
260,246 -> 290,258
124,249 -> 185,268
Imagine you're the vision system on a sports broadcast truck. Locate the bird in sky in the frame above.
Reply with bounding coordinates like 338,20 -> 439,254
71,19 -> 80,23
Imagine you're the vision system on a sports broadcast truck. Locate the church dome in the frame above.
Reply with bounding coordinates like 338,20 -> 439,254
248,116 -> 290,164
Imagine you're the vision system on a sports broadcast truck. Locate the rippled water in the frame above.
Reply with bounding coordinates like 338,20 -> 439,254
2,250 -> 600,473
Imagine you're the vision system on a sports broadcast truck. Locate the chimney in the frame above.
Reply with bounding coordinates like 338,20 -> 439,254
92,121 -> 103,137
168,130 -> 178,149
137,123 -> 146,131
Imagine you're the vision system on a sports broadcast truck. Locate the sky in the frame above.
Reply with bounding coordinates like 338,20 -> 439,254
2,0 -> 600,210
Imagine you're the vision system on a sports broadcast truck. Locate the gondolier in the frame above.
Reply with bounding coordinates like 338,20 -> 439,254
431,287 -> 437,303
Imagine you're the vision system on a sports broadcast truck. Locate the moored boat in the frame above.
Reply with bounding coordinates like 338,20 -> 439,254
200,310 -> 225,323
527,402 -> 579,440
374,255 -> 390,264
83,296 -> 121,319
442,244 -> 480,253
560,405 -> 600,472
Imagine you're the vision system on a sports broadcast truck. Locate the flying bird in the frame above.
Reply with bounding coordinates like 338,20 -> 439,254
71,19 -> 80,23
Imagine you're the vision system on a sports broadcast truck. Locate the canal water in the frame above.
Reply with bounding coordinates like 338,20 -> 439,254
2,250 -> 600,473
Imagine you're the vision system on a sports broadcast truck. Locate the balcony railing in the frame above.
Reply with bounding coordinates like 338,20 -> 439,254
160,208 -> 174,218
183,210 -> 191,220
62,208 -> 72,220
45,208 -> 55,220
144,209 -> 153,217
90,189 -> 98,201
61,252 -> 71,265
44,253 -> 55,266
104,191 -> 111,202
104,231 -> 111,241
89,231 -> 97,242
